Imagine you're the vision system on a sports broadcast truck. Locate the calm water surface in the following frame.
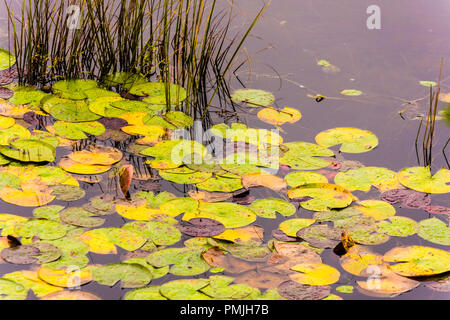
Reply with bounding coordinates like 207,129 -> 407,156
0,0 -> 449,300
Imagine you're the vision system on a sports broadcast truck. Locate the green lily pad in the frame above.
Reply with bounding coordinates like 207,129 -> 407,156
231,89 -> 275,107
92,263 -> 152,288
146,246 -> 210,276
397,167 -> 450,194
417,218 -> 450,245
196,176 -> 243,192
288,183 -> 354,211
84,88 -> 121,100
315,127 -> 379,153
340,89 -> 362,96
0,139 -> 55,163
165,111 -> 193,128
129,82 -> 187,105
33,205 -> 64,221
334,166 -> 399,192
52,79 -> 98,100
250,198 -> 296,219
0,48 -> 16,71
53,121 -> 105,140
278,218 -> 316,237
383,246 -> 450,277
43,97 -> 101,122
280,142 -> 333,170
377,217 -> 418,237
50,185 -> 86,201
159,279 -> 211,300
123,221 -> 181,246
0,278 -> 28,300
419,81 -> 437,87
8,88 -> 49,106
124,286 -> 167,300
182,202 -> 257,228
15,219 -> 68,240
285,171 -> 328,187
0,124 -> 31,145
59,207 -> 105,228
296,225 -> 342,248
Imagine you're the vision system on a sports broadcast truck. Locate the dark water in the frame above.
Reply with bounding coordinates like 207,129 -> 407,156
0,0 -> 449,300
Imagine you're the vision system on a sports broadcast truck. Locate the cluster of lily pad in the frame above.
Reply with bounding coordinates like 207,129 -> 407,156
0,48 -> 449,300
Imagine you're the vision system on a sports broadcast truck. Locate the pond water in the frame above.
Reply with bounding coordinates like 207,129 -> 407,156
0,0 -> 449,300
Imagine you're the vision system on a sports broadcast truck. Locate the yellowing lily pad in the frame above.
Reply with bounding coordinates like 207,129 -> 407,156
397,167 -> 450,194
290,263 -> 340,285
334,166 -> 400,192
354,200 -> 396,221
280,142 -> 333,170
37,266 -> 93,288
288,183 -> 354,211
279,219 -> 316,237
250,198 -> 296,219
284,171 -> 328,188
231,89 -> 275,107
383,246 -> 450,277
257,107 -> 301,126
315,127 -> 378,153
417,218 -> 450,245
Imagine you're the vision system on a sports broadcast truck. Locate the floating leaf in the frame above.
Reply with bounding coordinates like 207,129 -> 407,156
397,167 -> 450,194
419,81 -> 437,87
257,107 -> 301,126
290,263 -> 340,285
277,280 -> 331,300
284,171 -> 328,188
59,158 -> 111,175
159,279 -> 211,300
37,266 -> 93,288
340,89 -> 362,96
41,290 -> 101,300
123,220 -> 181,246
250,198 -> 296,219
0,48 -> 16,71
177,218 -> 225,237
417,218 -> 450,245
15,219 -> 67,240
53,121 -> 105,140
383,246 -> 450,276
52,79 -> 98,100
124,286 -> 167,300
353,200 -> 395,221
43,97 -> 101,122
213,226 -> 264,245
334,167 -> 400,192
196,176 -> 243,192
357,266 -> 420,297
0,278 -> 27,300
340,245 -> 384,276
3,270 -> 62,298
183,202 -> 257,228
93,263 -> 152,288
315,128 -> 378,153
231,89 -> 275,107
59,207 -> 104,228
242,172 -> 287,191
129,82 -> 187,105
280,142 -> 333,170
288,183 -> 354,211
297,225 -> 341,248
279,219 -> 315,237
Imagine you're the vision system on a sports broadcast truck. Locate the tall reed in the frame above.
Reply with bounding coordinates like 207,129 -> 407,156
5,0 -> 270,117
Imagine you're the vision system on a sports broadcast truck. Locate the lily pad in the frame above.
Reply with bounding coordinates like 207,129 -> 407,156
0,49 -> 16,71
315,127 -> 379,153
334,167 -> 400,192
177,218 -> 225,237
284,171 -> 328,188
231,89 -> 275,107
383,246 -> 450,276
277,280 -> 331,300
59,207 -> 105,228
279,219 -> 316,237
93,263 -> 152,288
397,167 -> 450,194
53,121 -> 105,140
417,218 -> 450,246
52,79 -> 98,100
250,198 -> 296,219
280,142 -> 334,170
257,107 -> 301,126
296,225 -> 342,248
377,217 -> 418,237
289,263 -> 340,285
288,183 -> 354,211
